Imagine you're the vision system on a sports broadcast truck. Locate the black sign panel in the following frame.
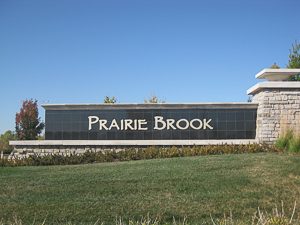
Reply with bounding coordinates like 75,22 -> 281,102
45,107 -> 257,140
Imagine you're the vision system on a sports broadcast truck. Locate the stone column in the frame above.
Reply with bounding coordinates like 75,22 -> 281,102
247,69 -> 300,144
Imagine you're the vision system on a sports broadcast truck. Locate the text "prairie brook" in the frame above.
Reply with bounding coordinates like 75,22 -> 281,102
88,116 -> 213,131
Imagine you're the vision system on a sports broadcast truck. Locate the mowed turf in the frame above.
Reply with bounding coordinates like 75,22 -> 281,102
1,153 -> 300,224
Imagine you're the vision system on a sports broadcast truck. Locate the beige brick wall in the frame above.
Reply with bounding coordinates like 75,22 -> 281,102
252,88 -> 300,144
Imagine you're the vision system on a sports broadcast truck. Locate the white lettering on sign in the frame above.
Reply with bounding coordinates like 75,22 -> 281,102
99,119 -> 108,130
190,119 -> 203,129
203,119 -> 213,129
166,119 -> 176,130
88,116 -> 99,130
88,116 -> 214,131
138,119 -> 148,130
176,119 -> 189,130
109,119 -> 119,130
154,116 -> 166,130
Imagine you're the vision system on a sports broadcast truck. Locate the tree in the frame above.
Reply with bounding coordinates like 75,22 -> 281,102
287,41 -> 300,81
15,99 -> 44,140
144,95 -> 165,103
103,96 -> 117,104
270,63 -> 280,69
0,130 -> 16,154
287,41 -> 300,68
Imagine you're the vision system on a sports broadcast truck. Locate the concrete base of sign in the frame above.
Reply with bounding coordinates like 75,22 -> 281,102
10,139 -> 258,146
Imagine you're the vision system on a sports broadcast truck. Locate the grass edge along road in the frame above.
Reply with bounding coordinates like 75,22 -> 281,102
0,153 -> 300,224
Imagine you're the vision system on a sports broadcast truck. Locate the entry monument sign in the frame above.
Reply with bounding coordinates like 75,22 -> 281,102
9,68 -> 300,159
44,104 -> 257,141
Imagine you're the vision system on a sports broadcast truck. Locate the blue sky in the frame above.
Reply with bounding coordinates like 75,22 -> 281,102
0,0 -> 299,134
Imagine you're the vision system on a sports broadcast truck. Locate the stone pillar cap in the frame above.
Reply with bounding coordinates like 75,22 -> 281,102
247,81 -> 300,95
256,68 -> 300,81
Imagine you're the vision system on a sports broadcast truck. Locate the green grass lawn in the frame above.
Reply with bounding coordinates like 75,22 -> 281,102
1,153 -> 300,224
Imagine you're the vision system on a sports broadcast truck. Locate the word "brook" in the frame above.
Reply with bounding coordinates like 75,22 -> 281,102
88,116 -> 213,131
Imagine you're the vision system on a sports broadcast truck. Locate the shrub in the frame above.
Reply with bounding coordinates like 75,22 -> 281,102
1,144 -> 281,167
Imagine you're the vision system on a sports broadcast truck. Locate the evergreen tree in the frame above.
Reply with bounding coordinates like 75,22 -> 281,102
287,41 -> 300,81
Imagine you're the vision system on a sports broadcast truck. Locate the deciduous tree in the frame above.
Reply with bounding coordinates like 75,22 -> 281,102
144,95 -> 165,103
15,99 -> 44,140
270,63 -> 280,69
103,96 -> 117,104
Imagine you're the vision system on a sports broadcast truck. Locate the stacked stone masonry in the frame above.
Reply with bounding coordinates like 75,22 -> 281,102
252,88 -> 300,144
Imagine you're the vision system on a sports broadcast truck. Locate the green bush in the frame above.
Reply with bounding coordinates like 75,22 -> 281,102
1,144 -> 281,167
0,130 -> 16,154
